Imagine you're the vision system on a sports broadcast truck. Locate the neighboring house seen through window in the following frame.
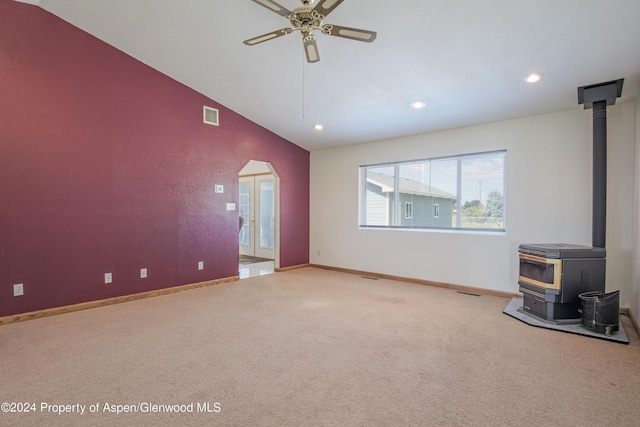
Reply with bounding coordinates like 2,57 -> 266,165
359,150 -> 506,231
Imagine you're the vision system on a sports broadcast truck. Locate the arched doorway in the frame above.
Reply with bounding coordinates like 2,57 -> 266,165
238,160 -> 280,278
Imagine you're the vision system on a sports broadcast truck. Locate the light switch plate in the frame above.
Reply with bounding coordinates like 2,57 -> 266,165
198,261 -> 204,270
13,283 -> 24,297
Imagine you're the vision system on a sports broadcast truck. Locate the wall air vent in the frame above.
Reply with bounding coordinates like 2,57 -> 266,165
203,106 -> 219,126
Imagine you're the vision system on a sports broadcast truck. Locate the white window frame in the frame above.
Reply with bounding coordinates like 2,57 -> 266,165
405,202 -> 413,219
359,150 -> 506,232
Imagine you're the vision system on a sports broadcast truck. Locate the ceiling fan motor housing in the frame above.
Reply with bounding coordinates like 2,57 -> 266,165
289,8 -> 324,35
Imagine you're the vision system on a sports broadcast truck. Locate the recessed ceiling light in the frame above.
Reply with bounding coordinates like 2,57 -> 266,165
524,72 -> 543,84
313,124 -> 323,131
411,101 -> 426,109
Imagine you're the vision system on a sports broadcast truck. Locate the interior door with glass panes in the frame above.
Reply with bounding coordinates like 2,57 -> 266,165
239,176 -> 254,257
239,174 -> 275,259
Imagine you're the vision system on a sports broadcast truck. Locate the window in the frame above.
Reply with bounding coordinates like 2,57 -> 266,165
405,202 -> 413,219
359,150 -> 506,231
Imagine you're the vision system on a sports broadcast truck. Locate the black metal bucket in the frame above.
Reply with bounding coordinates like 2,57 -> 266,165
578,290 -> 620,336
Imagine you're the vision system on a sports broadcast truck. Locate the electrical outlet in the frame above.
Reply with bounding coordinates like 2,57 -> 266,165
105,273 -> 112,284
198,261 -> 204,270
140,268 -> 147,279
329,251 -> 333,257
316,249 -> 320,256
13,283 -> 24,297
411,258 -> 417,267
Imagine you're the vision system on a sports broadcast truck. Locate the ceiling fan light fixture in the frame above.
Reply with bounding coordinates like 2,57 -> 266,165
525,72 -> 543,84
244,0 -> 377,63
411,101 -> 426,109
313,123 -> 324,131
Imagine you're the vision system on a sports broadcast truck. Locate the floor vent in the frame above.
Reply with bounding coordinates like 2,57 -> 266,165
203,106 -> 219,126
457,291 -> 481,297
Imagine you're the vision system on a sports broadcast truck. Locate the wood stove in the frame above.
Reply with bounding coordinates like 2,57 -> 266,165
518,243 -> 605,322
516,79 -> 623,325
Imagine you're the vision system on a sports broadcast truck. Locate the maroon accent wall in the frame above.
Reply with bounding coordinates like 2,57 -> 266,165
0,1 -> 310,317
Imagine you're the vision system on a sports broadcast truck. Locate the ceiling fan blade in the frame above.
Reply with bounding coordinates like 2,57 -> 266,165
243,28 -> 294,46
321,24 -> 377,42
312,0 -> 345,17
303,36 -> 320,63
250,0 -> 292,17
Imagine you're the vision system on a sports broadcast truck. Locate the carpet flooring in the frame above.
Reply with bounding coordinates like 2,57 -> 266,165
1,267 -> 639,426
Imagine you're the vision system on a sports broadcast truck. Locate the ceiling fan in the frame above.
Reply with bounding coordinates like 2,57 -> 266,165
243,0 -> 377,63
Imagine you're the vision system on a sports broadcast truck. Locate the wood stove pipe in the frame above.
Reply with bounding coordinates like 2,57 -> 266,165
592,100 -> 607,248
577,79 -> 624,248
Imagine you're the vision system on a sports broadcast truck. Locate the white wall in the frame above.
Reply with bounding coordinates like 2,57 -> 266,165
310,103 -> 636,307
632,89 -> 640,320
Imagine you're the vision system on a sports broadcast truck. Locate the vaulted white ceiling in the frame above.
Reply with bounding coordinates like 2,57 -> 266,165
20,0 -> 640,151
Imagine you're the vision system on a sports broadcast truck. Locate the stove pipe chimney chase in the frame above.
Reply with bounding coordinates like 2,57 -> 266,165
577,79 -> 623,248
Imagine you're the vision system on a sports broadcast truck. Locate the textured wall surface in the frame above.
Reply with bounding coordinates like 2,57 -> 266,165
0,0 -> 309,317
